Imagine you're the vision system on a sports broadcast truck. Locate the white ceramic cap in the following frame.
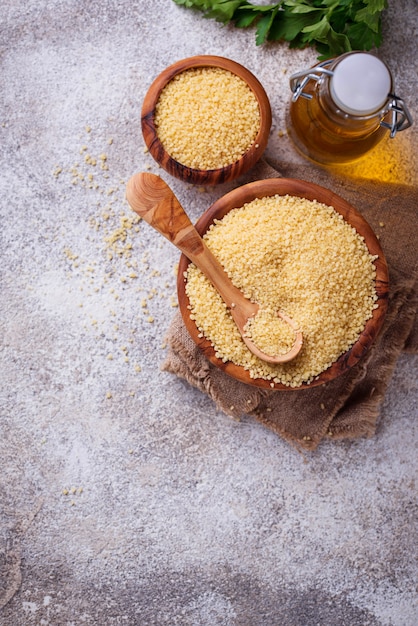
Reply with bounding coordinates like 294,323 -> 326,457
330,53 -> 392,116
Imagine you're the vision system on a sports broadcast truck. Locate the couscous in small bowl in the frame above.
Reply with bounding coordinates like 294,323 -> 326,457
177,178 -> 389,390
141,55 -> 272,185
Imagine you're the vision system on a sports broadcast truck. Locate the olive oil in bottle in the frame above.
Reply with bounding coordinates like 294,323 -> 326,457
287,52 -> 413,165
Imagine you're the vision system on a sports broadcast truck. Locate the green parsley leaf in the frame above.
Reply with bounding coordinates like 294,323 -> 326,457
255,7 -> 280,45
269,11 -> 321,42
172,0 -> 388,59
347,20 -> 382,50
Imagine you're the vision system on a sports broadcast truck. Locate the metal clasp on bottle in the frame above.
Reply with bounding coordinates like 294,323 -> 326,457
289,61 -> 413,137
380,94 -> 413,137
289,60 -> 333,102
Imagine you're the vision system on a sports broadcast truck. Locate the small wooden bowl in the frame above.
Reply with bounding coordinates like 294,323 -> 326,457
141,55 -> 272,185
177,178 -> 389,390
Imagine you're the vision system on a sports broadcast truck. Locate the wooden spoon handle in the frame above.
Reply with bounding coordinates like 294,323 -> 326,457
126,172 -> 301,364
126,172 -> 204,258
126,173 -> 249,310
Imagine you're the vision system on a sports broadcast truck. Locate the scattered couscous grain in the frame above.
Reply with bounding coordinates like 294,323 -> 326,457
185,194 -> 378,387
154,67 -> 260,170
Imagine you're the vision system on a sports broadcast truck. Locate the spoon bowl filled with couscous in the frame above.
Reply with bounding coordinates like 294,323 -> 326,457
141,56 -> 272,185
177,178 -> 389,390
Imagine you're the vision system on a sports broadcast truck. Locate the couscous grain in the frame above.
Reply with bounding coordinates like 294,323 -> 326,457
185,195 -> 378,387
154,67 -> 260,170
244,307 -> 297,356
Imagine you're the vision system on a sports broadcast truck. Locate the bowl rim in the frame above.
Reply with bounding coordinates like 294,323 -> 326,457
141,55 -> 272,185
176,177 -> 389,390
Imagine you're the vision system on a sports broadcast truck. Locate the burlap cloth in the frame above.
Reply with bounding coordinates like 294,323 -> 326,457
162,158 -> 418,450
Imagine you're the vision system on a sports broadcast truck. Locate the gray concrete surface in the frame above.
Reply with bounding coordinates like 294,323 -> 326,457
1,1 -> 417,624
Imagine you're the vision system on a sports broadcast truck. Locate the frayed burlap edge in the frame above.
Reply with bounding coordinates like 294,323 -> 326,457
161,158 -> 417,450
162,265 -> 417,452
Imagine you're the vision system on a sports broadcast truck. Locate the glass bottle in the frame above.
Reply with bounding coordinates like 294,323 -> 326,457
287,52 -> 413,165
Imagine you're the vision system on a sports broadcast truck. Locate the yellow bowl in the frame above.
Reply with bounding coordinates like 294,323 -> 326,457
177,178 -> 389,390
141,55 -> 272,185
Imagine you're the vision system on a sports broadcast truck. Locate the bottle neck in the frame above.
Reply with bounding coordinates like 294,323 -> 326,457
312,55 -> 393,135
317,78 -> 387,133
328,52 -> 393,116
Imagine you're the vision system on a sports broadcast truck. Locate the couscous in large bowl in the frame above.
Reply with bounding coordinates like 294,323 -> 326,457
177,178 -> 389,390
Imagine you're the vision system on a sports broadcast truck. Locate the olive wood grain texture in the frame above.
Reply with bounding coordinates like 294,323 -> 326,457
126,173 -> 302,364
141,55 -> 272,185
177,178 -> 389,390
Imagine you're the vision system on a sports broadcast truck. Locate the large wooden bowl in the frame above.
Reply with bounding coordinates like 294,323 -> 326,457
141,55 -> 272,185
177,178 -> 389,390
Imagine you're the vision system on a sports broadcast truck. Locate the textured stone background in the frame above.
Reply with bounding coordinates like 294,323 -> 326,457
1,1 -> 417,625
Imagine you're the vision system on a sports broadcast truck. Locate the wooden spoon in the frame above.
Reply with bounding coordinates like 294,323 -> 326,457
126,172 -> 303,364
